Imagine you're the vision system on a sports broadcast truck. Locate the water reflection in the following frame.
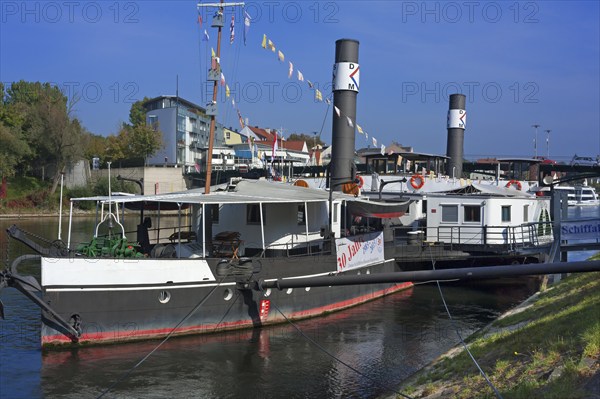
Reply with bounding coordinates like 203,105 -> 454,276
0,206 -> 596,398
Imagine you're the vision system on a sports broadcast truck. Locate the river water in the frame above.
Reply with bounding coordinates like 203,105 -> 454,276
0,206 -> 597,399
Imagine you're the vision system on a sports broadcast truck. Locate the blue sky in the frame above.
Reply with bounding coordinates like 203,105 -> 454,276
1,1 -> 598,161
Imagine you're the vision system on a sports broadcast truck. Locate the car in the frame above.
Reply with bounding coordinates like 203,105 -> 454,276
570,155 -> 598,167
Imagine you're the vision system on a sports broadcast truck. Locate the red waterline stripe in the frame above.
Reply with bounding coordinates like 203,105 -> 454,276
42,282 -> 413,346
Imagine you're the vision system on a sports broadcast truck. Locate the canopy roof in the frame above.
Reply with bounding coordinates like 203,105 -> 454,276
72,179 -> 353,205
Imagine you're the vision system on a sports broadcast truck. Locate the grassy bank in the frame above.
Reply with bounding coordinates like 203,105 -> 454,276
398,270 -> 600,398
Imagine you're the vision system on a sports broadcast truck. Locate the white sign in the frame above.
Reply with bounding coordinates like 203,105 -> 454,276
335,231 -> 384,272
561,219 -> 600,241
333,62 -> 360,92
447,109 -> 466,129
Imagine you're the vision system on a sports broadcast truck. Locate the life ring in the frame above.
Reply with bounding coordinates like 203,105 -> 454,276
293,179 -> 309,187
410,174 -> 425,190
356,175 -> 364,188
506,180 -> 522,190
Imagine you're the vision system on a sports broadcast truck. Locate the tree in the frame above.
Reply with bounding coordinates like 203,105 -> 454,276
129,97 -> 150,127
118,123 -> 163,165
0,83 -> 31,183
5,80 -> 84,193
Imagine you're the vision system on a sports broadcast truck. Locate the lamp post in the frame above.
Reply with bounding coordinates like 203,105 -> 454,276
545,129 -> 551,158
532,124 -> 541,158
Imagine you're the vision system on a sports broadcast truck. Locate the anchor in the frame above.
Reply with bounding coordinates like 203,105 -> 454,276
0,255 -> 80,343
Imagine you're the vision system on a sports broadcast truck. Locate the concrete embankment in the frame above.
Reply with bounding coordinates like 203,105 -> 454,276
391,271 -> 600,399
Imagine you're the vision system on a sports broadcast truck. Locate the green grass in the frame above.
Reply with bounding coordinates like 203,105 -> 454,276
398,271 -> 600,398
4,176 -> 50,200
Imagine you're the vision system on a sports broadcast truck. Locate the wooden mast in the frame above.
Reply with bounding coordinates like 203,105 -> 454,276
198,1 -> 245,194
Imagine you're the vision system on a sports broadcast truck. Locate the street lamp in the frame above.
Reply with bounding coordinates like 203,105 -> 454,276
531,124 -> 541,158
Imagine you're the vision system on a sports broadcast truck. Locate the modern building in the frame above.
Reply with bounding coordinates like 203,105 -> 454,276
143,95 -> 225,173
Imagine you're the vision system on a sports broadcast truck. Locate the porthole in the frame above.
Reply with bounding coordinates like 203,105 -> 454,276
263,288 -> 272,297
223,288 -> 234,301
366,269 -> 371,275
286,288 -> 293,295
158,291 -> 171,304
305,287 -> 311,292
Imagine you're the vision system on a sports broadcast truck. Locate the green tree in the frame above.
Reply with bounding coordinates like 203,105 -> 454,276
128,97 -> 150,127
119,123 -> 163,165
5,80 -> 84,193
0,83 -> 31,180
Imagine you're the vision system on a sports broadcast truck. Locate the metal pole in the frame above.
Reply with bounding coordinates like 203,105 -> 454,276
545,129 -> 551,158
257,260 -> 600,290
58,173 -> 64,240
532,124 -> 540,158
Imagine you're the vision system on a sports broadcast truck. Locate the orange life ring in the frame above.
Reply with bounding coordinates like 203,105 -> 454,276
410,174 -> 425,190
506,180 -> 522,190
356,175 -> 364,188
293,179 -> 309,187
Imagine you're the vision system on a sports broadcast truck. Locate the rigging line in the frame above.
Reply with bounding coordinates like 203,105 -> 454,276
295,96 -> 331,180
265,294 -> 415,399
198,20 -> 205,104
96,271 -> 233,399
427,247 -> 504,399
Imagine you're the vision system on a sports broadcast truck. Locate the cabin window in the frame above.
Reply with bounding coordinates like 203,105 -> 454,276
523,205 -> 529,222
297,204 -> 306,225
463,205 -> 481,223
247,204 -> 263,224
211,204 -> 219,224
441,205 -> 458,223
501,205 -> 511,222
333,203 -> 339,223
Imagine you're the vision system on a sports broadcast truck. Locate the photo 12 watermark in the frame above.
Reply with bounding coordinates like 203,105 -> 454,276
400,81 -> 540,104
400,1 -> 540,24
1,1 -> 140,24
206,80 -> 332,105
198,1 -> 339,25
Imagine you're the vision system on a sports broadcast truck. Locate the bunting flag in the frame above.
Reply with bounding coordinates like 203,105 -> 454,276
255,32 -> 381,150
243,11 -> 250,45
220,72 -> 225,86
211,47 -> 216,58
237,109 -> 245,129
197,14 -> 202,25
315,89 -> 322,101
225,84 -> 230,98
272,130 -> 278,158
211,55 -> 217,70
203,29 -> 210,41
230,15 -> 235,44
232,98 -> 235,107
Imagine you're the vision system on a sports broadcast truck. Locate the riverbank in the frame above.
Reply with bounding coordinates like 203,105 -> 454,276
395,271 -> 600,399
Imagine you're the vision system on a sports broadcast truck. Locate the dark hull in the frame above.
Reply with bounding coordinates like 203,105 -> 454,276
41,255 -> 411,347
